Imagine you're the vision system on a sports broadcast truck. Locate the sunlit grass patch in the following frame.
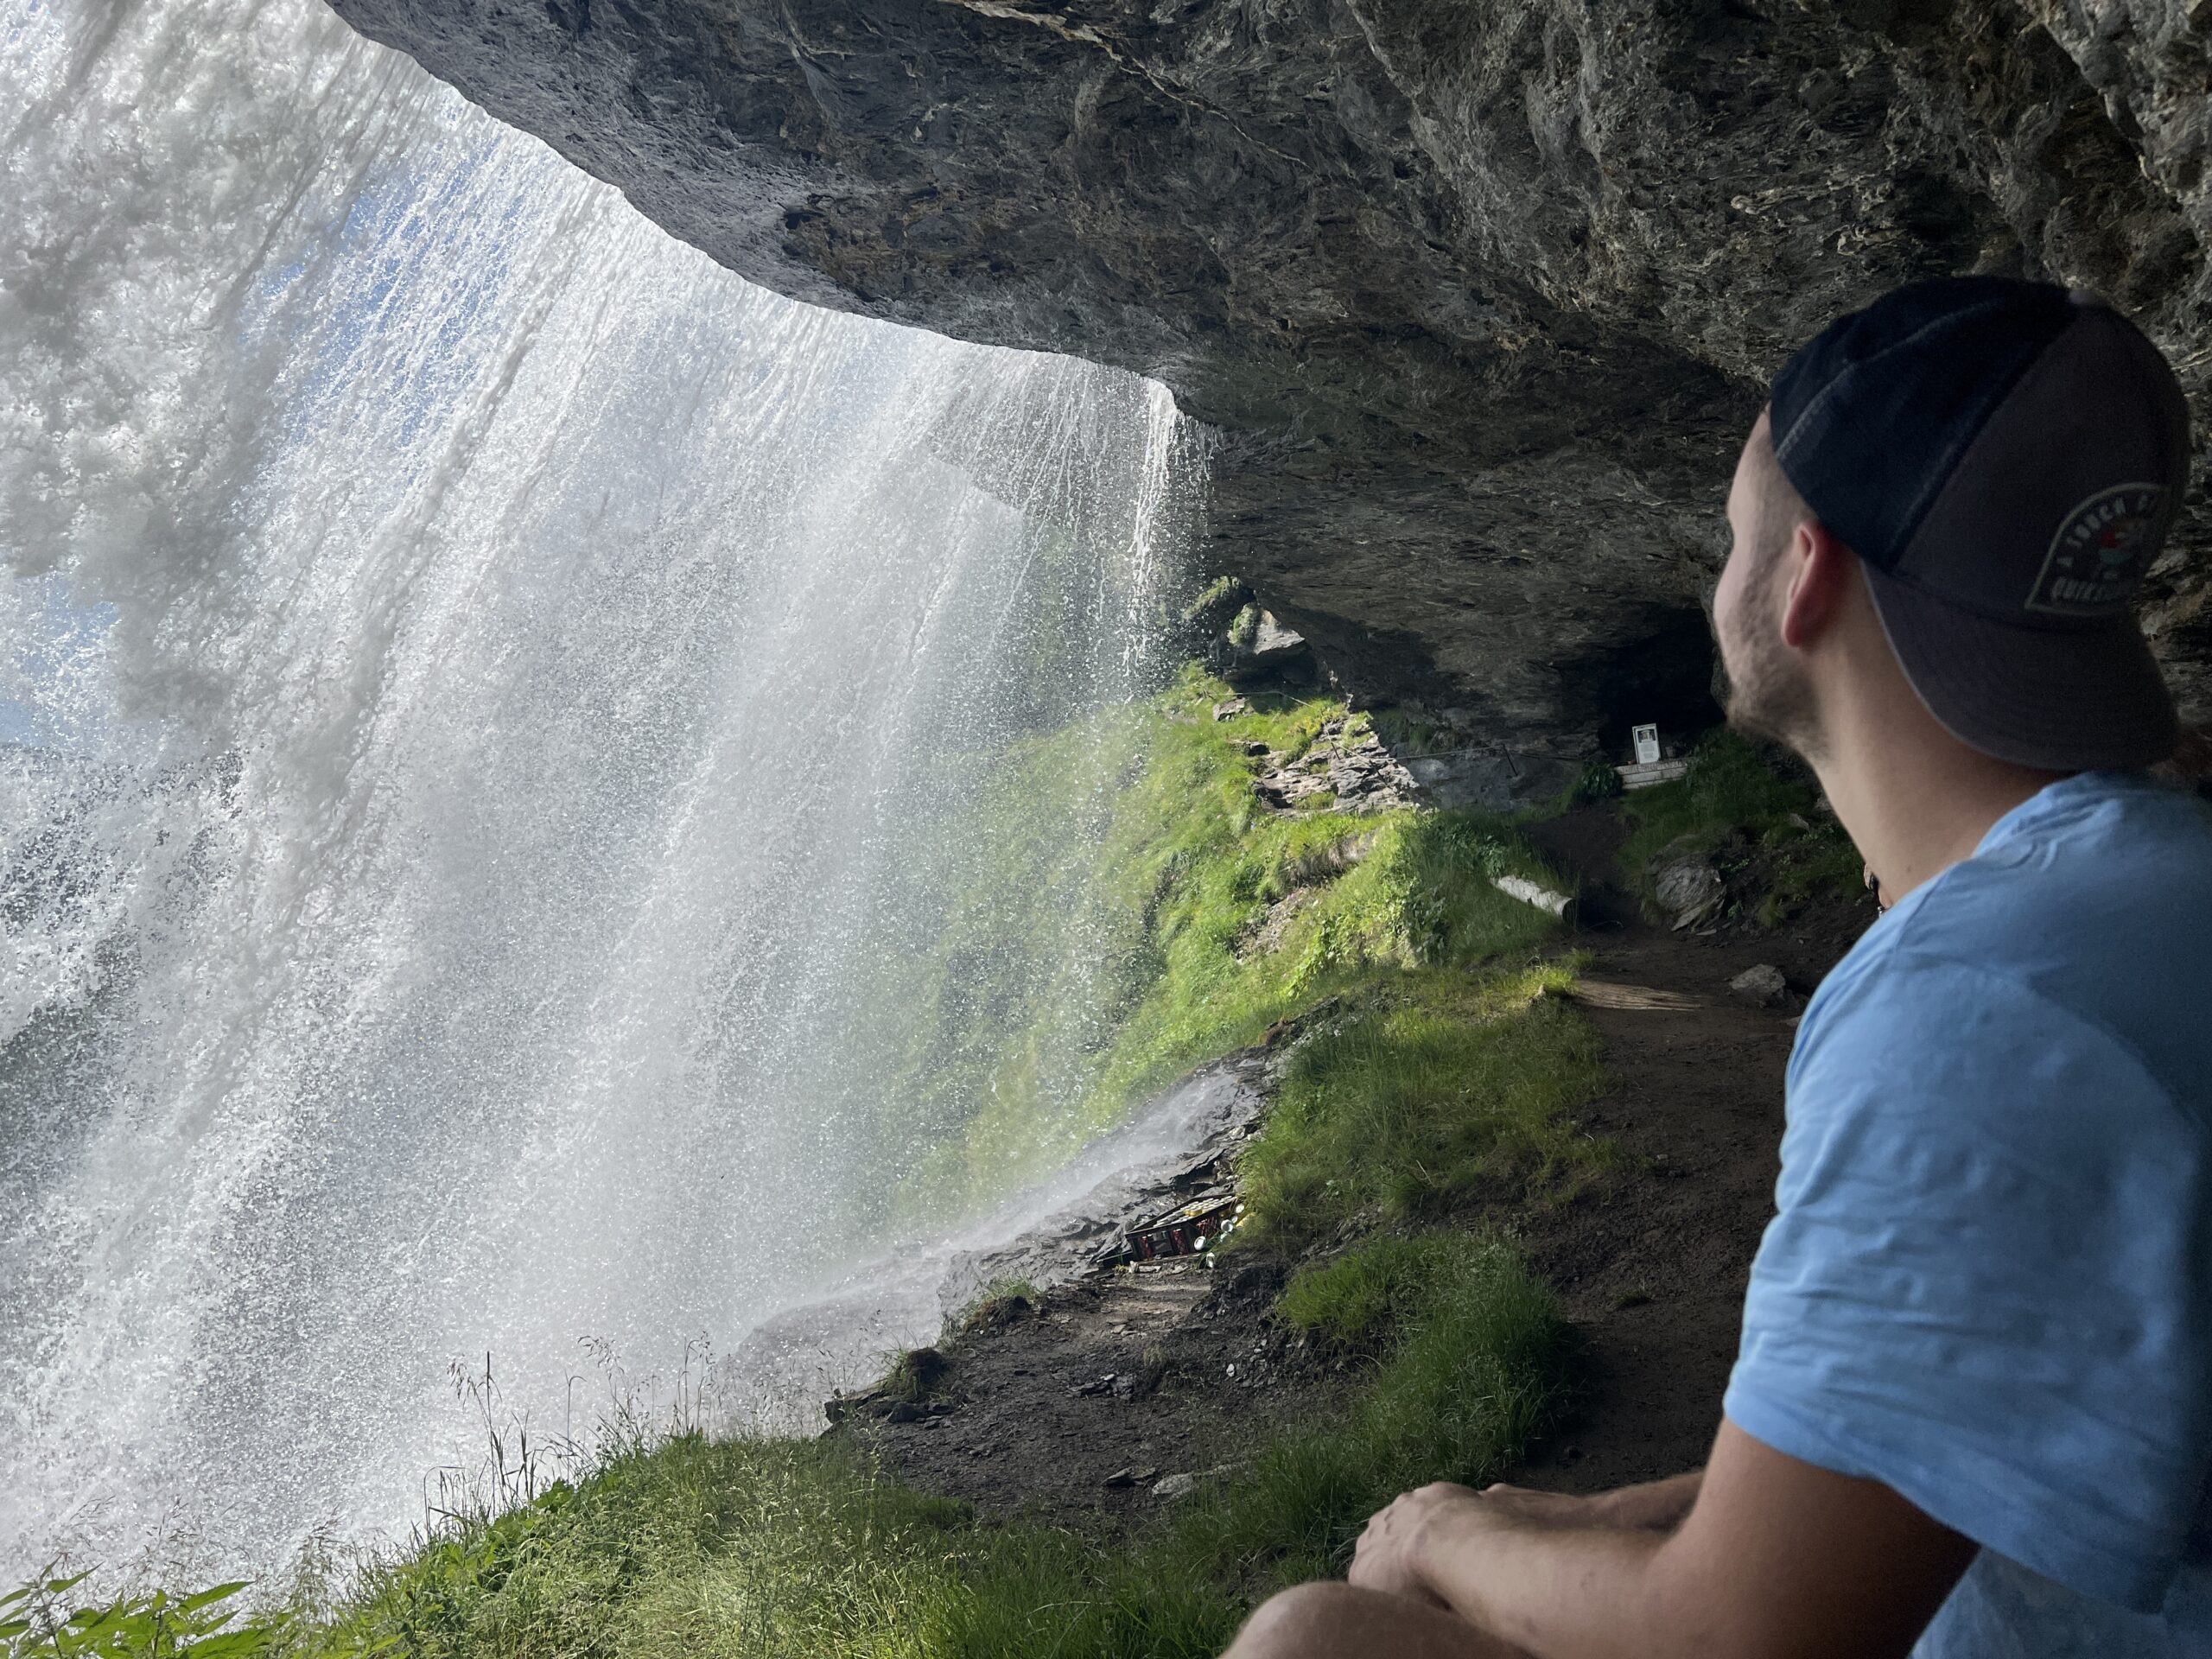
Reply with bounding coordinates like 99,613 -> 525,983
887,667 -> 1580,1218
1236,966 -> 1611,1249
87,1234 -> 1558,1659
304,1437 -> 974,1659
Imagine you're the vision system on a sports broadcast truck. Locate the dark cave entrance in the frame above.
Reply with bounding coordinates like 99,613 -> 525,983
1580,606 -> 1724,763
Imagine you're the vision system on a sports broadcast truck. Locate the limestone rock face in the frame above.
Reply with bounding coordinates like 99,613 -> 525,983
331,0 -> 2212,784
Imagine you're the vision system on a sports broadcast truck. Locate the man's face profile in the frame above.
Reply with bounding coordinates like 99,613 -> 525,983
1714,412 -> 1819,759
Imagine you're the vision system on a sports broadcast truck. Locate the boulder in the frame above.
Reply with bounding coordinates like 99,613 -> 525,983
1729,963 -> 1789,1007
1221,613 -> 1319,691
1651,855 -> 1724,931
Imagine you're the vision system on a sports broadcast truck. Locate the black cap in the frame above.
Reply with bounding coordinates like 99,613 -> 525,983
1770,276 -> 2186,771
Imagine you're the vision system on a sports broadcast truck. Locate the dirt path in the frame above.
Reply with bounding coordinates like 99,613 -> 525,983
841,804 -> 1878,1524
1513,805 -> 1874,1492
840,1249 -> 1350,1529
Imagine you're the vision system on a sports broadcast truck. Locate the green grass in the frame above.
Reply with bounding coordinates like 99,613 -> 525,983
3,1578 -> 262,1659
308,1438 -> 977,1659
1615,728 -> 1863,924
9,1228 -> 1566,1659
1236,965 -> 1611,1249
880,1348 -> 950,1406
1554,757 -> 1624,811
1279,1230 -> 1497,1350
881,668 -> 1579,1218
1152,1231 -> 1565,1591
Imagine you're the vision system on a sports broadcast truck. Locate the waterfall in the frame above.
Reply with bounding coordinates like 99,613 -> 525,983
0,0 -> 1205,1580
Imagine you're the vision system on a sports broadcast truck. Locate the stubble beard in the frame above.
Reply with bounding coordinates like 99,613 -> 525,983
1718,557 -> 1823,762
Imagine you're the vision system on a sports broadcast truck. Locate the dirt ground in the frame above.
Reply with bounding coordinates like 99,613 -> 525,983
835,1250 -> 1354,1529
837,803 -> 1880,1528
1513,804 -> 1878,1493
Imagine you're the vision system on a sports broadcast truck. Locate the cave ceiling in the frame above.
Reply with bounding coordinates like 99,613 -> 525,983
329,0 -> 2212,798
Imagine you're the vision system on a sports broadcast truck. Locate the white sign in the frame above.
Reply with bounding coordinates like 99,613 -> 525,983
1632,723 -> 1661,766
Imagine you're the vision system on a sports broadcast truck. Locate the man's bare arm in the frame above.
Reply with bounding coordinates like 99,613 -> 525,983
1351,1421 -> 1977,1659
1598,1469 -> 1702,1529
1467,1470 -> 1702,1535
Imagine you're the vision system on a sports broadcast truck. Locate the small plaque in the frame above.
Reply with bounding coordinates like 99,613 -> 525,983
1632,724 -> 1660,766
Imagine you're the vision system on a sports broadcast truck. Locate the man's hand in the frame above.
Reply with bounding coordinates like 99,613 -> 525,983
1338,1423 -> 1976,1659
1351,1471 -> 1708,1609
1348,1482 -> 1479,1605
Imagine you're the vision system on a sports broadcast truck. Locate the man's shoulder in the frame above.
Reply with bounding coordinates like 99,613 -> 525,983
1740,780 -> 2212,1624
1913,772 -> 2212,950
1796,775 -> 2212,1117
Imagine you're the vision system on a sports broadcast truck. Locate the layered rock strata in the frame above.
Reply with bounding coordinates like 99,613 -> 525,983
332,0 -> 2212,794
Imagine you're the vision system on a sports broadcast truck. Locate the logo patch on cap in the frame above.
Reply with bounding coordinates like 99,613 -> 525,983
2027,482 -> 2165,615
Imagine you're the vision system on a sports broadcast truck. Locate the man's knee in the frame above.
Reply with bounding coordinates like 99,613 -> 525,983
1224,1581 -> 1525,1659
1224,1582 -> 1368,1658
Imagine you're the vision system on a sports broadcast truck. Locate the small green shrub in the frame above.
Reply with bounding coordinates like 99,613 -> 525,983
880,1347 -> 950,1405
2,1579 -> 267,1659
1558,758 -> 1624,809
1181,575 -> 1238,623
951,1279 -> 1038,1335
1616,728 -> 1812,871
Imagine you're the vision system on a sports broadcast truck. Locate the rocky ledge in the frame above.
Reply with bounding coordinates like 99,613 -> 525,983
332,0 -> 2212,792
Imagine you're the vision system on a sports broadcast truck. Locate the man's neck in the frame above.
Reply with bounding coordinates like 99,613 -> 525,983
1806,688 -> 2068,907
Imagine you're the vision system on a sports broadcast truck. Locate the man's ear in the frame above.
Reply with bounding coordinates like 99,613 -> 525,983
1778,519 -> 1854,651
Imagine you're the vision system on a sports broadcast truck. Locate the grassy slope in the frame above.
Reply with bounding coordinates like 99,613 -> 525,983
887,667 -> 1576,1218
10,671 -> 1617,1659
1615,729 -> 1864,925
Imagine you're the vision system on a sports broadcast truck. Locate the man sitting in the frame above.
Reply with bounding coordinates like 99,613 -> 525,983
1225,277 -> 2211,1658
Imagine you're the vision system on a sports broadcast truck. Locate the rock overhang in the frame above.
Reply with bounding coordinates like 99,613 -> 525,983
327,0 -> 2212,793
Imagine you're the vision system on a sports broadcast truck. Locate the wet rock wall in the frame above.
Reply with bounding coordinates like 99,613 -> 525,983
329,0 -> 2212,796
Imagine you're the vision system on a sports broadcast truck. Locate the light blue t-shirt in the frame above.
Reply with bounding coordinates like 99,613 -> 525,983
1725,771 -> 2212,1656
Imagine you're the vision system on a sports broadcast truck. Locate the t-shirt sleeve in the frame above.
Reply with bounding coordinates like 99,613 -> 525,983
1724,955 -> 2211,1613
